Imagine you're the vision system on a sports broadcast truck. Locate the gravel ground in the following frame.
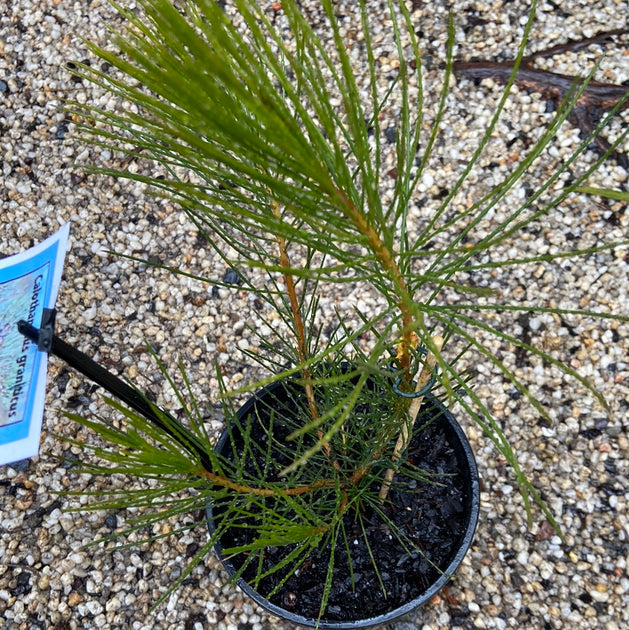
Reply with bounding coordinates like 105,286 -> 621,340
1,1 -> 628,629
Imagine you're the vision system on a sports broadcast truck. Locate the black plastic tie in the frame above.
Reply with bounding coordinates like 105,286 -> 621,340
37,308 -> 56,352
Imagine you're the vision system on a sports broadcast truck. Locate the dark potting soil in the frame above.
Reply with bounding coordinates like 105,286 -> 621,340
214,387 -> 472,623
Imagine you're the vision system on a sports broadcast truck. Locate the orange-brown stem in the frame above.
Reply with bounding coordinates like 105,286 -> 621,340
197,467 -> 336,497
272,201 -> 344,470
272,200 -> 319,420
280,251 -> 319,420
334,187 -> 417,381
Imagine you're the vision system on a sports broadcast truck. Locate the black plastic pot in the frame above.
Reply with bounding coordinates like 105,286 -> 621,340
207,378 -> 479,629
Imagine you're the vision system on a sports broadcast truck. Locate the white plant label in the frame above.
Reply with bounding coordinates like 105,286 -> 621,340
0,223 -> 70,466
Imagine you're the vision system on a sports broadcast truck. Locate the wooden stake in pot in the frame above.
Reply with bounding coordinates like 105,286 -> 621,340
378,334 -> 444,501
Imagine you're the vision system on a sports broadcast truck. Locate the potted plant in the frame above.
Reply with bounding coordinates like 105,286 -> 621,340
57,0 -> 628,626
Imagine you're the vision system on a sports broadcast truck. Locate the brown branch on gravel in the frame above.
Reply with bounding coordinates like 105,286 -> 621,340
521,28 -> 629,63
453,28 -> 629,168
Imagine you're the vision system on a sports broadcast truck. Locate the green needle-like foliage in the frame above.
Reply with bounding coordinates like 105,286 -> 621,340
66,0 -> 629,621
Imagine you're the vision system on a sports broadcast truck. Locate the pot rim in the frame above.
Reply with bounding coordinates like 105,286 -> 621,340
207,379 -> 480,629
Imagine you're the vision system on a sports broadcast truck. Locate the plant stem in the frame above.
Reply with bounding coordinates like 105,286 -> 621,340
271,200 -> 343,470
334,187 -> 418,379
271,199 -> 320,421
196,467 -> 335,497
378,334 -> 444,501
